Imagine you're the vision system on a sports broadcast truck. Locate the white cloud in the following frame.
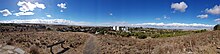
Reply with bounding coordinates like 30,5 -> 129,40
197,14 -> 208,18
57,3 -> 67,12
15,1 -> 45,16
0,9 -> 12,16
17,1 -> 45,12
17,1 -> 35,12
163,16 -> 167,19
163,15 -> 170,19
57,3 -> 67,9
35,2 -> 46,9
134,23 -> 214,28
60,10 -> 63,12
155,15 -> 169,20
214,18 -> 220,22
98,22 -> 214,30
134,23 -> 214,30
46,15 -> 52,18
100,22 -> 213,27
171,2 -> 188,12
14,12 -> 34,16
0,19 -> 90,25
99,21 -> 130,26
206,5 -> 220,15
109,13 -> 113,16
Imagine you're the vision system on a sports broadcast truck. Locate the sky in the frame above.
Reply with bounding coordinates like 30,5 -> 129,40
0,0 -> 220,29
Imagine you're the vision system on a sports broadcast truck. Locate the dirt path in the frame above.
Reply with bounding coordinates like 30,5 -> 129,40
83,34 -> 99,54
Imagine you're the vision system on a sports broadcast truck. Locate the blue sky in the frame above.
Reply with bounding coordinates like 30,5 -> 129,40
0,0 -> 220,29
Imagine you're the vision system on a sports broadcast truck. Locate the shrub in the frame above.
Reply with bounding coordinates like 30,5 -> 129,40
30,46 -> 40,54
120,32 -> 131,37
137,34 -> 147,39
194,29 -> 207,33
214,24 -> 220,30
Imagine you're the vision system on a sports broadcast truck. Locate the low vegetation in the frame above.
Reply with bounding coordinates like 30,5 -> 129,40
0,23 -> 210,39
107,28 -> 208,39
214,24 -> 220,30
0,23 -> 219,54
96,31 -> 220,54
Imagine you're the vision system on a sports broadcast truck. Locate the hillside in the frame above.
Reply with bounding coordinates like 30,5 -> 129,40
0,31 -> 219,54
96,31 -> 220,54
0,23 -> 219,54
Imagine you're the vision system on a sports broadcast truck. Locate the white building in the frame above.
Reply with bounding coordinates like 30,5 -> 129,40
121,27 -> 129,32
113,26 -> 120,31
113,26 -> 128,32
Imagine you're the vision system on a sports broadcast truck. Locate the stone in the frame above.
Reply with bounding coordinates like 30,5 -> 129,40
2,45 -> 15,50
7,50 -> 14,53
14,48 -> 25,54
217,46 -> 220,49
0,44 -> 2,48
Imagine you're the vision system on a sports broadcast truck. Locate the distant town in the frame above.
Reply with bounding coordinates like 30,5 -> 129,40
0,23 -> 209,39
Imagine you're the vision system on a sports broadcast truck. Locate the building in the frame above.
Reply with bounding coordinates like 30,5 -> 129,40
113,26 -> 120,31
113,26 -> 129,32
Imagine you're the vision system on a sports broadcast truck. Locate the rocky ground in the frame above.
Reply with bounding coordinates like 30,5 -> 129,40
0,30 -> 220,54
0,44 -> 25,54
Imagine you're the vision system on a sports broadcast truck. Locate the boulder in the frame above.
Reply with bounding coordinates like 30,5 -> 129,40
2,45 -> 15,50
14,48 -> 25,54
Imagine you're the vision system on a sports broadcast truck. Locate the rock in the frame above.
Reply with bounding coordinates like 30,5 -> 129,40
0,44 -> 2,48
14,48 -> 25,54
2,45 -> 15,50
7,50 -> 14,53
217,46 -> 220,49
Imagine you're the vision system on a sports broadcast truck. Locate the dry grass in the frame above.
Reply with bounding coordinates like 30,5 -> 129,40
0,31 -> 90,54
0,30 -> 220,54
96,31 -> 220,54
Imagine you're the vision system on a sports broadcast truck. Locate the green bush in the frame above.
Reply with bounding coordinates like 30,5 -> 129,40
136,34 -> 147,39
119,32 -> 131,37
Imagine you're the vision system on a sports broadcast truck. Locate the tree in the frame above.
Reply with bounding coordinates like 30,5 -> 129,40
214,24 -> 220,30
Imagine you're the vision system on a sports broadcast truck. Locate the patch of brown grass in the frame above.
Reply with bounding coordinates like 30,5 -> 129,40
96,31 -> 220,54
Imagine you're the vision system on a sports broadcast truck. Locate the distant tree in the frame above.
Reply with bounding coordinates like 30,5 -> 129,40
214,24 -> 220,30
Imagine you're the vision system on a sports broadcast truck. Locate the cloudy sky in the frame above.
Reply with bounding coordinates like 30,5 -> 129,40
0,0 -> 220,29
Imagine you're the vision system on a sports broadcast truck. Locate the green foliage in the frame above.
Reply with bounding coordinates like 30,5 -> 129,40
136,34 -> 147,39
130,32 -> 148,39
119,32 -> 131,37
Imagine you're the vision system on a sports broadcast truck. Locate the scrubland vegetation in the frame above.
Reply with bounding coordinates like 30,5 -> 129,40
96,31 -> 220,54
0,23 -> 220,54
101,28 -> 208,39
